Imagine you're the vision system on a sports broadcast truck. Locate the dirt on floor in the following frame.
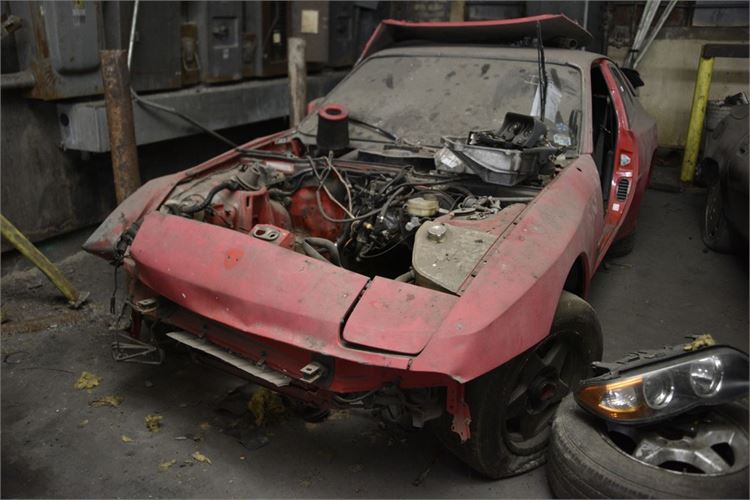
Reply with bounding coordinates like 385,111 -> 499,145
1,163 -> 748,498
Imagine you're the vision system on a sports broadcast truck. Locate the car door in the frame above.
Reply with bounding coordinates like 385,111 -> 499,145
594,60 -> 657,266
606,62 -> 658,243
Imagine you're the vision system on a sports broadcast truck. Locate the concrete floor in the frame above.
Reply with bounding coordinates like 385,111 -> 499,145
2,164 -> 748,498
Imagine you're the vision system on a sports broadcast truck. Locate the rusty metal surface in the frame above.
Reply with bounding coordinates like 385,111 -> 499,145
100,50 -> 141,203
0,70 -> 35,89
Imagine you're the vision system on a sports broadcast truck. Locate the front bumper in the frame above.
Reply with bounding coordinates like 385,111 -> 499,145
125,212 -> 462,392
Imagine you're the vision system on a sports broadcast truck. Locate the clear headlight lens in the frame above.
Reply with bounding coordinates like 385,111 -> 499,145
689,356 -> 723,397
643,371 -> 675,409
576,346 -> 747,424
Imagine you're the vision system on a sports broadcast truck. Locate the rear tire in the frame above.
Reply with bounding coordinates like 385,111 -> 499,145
434,291 -> 603,478
607,232 -> 636,258
702,181 -> 737,253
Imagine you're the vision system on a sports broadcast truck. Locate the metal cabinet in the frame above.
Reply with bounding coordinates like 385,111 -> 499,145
242,1 -> 289,78
185,1 -> 243,84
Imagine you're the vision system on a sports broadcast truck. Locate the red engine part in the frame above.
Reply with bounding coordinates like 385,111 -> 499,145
287,186 -> 344,241
249,224 -> 295,249
208,187 -> 291,233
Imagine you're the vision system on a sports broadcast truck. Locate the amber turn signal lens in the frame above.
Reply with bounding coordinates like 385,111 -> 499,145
575,375 -> 654,421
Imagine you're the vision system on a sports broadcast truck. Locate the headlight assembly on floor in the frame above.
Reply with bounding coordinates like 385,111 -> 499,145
575,342 -> 748,424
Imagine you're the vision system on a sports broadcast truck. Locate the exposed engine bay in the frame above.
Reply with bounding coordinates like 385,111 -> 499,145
158,112 -> 564,294
157,108 -> 568,293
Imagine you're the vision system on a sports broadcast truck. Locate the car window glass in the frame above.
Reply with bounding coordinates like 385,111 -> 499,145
298,55 -> 583,148
607,63 -> 636,121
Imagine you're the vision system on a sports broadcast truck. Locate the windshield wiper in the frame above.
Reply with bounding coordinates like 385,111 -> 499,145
536,21 -> 548,121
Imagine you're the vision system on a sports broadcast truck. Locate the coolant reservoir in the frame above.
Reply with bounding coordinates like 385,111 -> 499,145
406,196 -> 439,217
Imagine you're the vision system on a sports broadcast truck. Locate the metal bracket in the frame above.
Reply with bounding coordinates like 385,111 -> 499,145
446,382 -> 471,442
300,361 -> 326,383
251,225 -> 280,241
132,297 -> 158,314
111,331 -> 164,365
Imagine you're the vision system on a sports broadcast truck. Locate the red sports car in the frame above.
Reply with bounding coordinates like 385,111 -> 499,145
84,15 -> 657,477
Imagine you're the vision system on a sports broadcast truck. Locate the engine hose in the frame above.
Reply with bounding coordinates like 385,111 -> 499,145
378,186 -> 406,221
301,241 -> 328,263
302,237 -> 341,266
180,180 -> 240,214
395,269 -> 415,283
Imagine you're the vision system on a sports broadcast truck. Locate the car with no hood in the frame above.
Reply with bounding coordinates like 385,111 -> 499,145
84,14 -> 657,477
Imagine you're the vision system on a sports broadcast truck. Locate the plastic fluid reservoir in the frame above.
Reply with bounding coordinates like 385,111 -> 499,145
406,196 -> 439,217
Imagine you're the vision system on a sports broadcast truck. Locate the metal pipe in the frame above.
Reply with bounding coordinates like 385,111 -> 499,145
127,0 -> 140,71
635,1 -> 661,51
100,50 -> 142,203
582,0 -> 589,32
0,71 -> 36,90
680,55 -> 715,183
0,214 -> 88,308
625,0 -> 661,67
287,37 -> 307,127
633,0 -> 678,69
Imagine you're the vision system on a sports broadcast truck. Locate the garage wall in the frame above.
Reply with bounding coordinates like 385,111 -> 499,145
609,37 -> 749,148
605,2 -> 749,148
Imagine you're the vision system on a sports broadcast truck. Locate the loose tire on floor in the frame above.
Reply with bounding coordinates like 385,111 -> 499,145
433,291 -> 603,479
547,396 -> 749,499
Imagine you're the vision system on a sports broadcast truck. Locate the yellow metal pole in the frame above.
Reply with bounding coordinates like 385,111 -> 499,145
680,55 -> 715,183
1,214 -> 88,308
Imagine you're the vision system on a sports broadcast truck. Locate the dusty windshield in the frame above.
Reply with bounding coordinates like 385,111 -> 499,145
298,54 -> 582,148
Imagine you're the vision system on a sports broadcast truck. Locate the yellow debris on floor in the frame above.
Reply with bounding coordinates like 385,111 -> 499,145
247,387 -> 286,426
145,414 -> 163,432
158,459 -> 176,472
121,435 -> 133,443
74,371 -> 101,390
192,451 -> 211,464
90,395 -> 123,407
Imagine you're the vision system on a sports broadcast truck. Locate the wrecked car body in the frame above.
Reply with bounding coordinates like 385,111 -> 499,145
84,15 -> 658,477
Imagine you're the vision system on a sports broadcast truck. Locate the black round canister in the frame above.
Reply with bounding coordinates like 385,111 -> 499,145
316,103 -> 350,153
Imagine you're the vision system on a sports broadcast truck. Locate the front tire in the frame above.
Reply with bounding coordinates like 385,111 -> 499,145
435,291 -> 603,478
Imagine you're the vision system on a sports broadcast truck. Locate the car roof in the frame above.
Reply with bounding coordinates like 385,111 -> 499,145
366,45 -> 605,70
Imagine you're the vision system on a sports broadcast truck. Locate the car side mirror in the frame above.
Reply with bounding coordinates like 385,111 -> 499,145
307,97 -> 324,116
621,68 -> 645,89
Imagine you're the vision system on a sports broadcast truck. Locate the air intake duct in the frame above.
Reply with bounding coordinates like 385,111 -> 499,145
316,103 -> 350,154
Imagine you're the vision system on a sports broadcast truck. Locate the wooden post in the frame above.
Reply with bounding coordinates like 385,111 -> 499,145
1,214 -> 88,308
287,37 -> 307,127
449,1 -> 465,22
100,50 -> 141,203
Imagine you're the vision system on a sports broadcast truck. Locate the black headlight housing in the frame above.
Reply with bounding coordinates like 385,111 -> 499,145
575,340 -> 748,425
